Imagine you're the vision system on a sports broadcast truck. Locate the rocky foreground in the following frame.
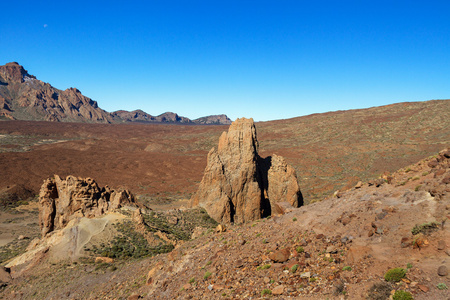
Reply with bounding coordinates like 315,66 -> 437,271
0,144 -> 449,299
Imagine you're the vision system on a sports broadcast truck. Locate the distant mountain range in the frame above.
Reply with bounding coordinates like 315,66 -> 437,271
0,62 -> 232,125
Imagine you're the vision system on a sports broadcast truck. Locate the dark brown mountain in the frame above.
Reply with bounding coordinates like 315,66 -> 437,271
0,62 -> 232,125
112,110 -> 232,124
0,62 -> 113,123
193,114 -> 232,125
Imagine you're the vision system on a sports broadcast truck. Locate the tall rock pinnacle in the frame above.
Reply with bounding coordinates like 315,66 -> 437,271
191,117 -> 302,224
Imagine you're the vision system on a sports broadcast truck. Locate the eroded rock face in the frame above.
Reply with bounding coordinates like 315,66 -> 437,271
39,175 -> 136,236
191,118 -> 302,224
0,62 -> 113,123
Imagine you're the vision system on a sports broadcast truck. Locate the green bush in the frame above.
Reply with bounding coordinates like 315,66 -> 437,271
342,266 -> 352,271
257,264 -> 271,270
411,222 -> 439,235
437,283 -> 448,290
261,289 -> 272,296
203,271 -> 212,280
392,290 -> 413,300
384,268 -> 406,282
290,264 -> 299,273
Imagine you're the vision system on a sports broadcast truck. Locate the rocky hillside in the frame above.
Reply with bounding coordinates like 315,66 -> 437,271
193,114 -> 232,125
112,110 -> 232,125
0,149 -> 449,299
0,62 -> 232,125
0,62 -> 113,123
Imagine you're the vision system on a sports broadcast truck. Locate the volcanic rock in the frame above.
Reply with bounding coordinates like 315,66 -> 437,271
38,175 -> 136,236
0,62 -> 113,123
190,118 -> 302,224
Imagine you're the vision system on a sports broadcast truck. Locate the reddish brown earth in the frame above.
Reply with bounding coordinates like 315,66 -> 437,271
1,99 -> 449,206
2,149 -> 449,299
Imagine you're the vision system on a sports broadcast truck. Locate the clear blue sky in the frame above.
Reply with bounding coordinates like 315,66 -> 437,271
1,1 -> 449,121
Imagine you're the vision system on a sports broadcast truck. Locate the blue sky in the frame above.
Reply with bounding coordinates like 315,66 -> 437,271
1,1 -> 449,121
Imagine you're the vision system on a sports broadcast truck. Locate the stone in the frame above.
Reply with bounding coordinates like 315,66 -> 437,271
190,118 -> 302,224
0,267 -> 11,284
147,262 -> 164,285
300,272 -> 311,278
215,224 -> 227,233
437,240 -> 446,250
269,248 -> 290,263
38,175 -> 137,236
272,285 -> 284,295
95,257 -> 114,264
354,181 -> 363,189
418,285 -> 429,292
437,265 -> 448,276
400,237 -> 412,248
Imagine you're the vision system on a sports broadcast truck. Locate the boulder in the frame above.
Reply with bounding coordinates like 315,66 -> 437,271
191,118 -> 302,224
39,175 -> 136,237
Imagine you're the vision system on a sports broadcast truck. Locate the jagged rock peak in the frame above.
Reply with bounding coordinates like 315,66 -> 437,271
191,117 -> 302,224
0,62 -> 35,83
39,175 -> 137,237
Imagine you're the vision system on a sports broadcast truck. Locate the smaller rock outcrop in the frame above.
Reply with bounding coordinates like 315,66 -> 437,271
39,175 -> 136,237
191,117 -> 302,224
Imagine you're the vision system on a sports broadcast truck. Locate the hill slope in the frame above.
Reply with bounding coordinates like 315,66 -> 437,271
0,62 -> 232,125
0,62 -> 113,123
1,149 -> 449,299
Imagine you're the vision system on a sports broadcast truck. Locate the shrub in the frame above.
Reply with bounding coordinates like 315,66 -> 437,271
257,264 -> 271,270
189,277 -> 195,284
261,289 -> 272,296
384,268 -> 406,282
392,290 -> 413,300
290,264 -> 299,273
342,266 -> 352,271
406,263 -> 413,269
437,283 -> 448,290
411,222 -> 439,235
203,271 -> 212,280
367,282 -> 392,300
296,246 -> 304,253
293,217 -> 297,222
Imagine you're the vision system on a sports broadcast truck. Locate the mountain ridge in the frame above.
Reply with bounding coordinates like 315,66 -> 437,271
0,62 -> 232,125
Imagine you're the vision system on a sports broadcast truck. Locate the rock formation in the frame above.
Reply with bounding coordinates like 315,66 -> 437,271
193,114 -> 232,125
0,62 -> 233,124
39,175 -> 136,236
0,62 -> 113,123
190,118 -> 302,224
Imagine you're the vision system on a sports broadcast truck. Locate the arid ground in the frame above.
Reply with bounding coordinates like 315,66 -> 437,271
1,100 -> 449,206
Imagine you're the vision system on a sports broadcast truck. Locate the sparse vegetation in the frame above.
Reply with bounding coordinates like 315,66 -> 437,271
292,217 -> 297,222
411,222 -> 439,235
366,282 -> 392,300
342,266 -> 352,271
203,271 -> 212,280
392,290 -> 413,300
296,246 -> 304,253
89,220 -> 173,259
290,264 -> 299,273
261,289 -> 272,296
257,264 -> 271,270
437,283 -> 448,290
384,268 -> 406,282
